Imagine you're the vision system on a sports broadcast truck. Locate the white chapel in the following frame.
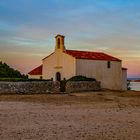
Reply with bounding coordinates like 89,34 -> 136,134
28,34 -> 127,90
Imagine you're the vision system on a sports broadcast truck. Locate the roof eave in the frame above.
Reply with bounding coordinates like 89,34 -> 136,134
42,52 -> 54,60
75,57 -> 121,62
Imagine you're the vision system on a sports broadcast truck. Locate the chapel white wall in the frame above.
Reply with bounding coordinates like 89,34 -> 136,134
43,50 -> 76,80
76,59 -> 122,90
122,69 -> 127,90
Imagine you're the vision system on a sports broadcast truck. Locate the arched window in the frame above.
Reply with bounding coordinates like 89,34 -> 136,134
56,72 -> 61,81
58,38 -> 60,49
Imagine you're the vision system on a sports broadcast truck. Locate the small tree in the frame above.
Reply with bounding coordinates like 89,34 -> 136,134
127,81 -> 131,90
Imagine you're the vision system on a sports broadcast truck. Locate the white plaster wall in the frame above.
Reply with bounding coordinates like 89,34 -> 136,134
43,50 -> 76,80
76,59 -> 122,90
122,70 -> 127,90
28,74 -> 42,79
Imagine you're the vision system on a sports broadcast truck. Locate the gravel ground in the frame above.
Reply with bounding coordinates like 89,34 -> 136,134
0,91 -> 140,140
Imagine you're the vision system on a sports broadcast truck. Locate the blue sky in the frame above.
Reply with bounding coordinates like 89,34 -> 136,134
0,0 -> 140,77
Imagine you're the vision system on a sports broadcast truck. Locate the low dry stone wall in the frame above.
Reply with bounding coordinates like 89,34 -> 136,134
0,81 -> 101,94
0,81 -> 60,94
66,81 -> 101,93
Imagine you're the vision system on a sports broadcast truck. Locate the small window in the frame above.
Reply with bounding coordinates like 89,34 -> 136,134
107,61 -> 111,68
58,38 -> 60,48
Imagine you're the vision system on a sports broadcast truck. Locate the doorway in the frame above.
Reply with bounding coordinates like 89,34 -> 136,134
56,72 -> 61,81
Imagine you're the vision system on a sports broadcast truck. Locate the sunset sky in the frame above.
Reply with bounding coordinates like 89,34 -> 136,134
0,0 -> 140,78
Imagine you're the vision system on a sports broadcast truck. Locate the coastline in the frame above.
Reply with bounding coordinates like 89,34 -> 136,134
130,81 -> 140,91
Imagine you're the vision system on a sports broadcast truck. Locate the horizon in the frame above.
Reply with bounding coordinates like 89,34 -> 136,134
0,0 -> 140,78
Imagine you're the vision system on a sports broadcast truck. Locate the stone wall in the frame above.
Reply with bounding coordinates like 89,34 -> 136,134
0,81 -> 101,94
0,81 -> 60,94
66,81 -> 101,93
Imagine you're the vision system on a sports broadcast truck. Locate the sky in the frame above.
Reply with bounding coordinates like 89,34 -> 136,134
0,0 -> 140,78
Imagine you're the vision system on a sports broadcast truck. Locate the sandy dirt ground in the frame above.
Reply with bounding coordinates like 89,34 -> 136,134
0,91 -> 140,140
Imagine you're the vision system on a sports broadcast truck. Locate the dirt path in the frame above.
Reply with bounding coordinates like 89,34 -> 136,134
0,91 -> 140,140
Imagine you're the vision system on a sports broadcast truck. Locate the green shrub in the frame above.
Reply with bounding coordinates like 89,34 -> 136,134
68,75 -> 96,81
0,61 -> 27,78
0,78 -> 27,81
0,78 -> 51,82
60,80 -> 67,92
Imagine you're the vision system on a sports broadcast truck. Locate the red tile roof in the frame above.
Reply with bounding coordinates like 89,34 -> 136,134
65,50 -> 121,62
28,65 -> 42,75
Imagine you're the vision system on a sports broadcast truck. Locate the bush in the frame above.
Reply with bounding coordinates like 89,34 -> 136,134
60,80 -> 67,92
0,78 -> 27,81
0,78 -> 50,82
68,75 -> 96,81
0,61 -> 27,78
127,81 -> 131,90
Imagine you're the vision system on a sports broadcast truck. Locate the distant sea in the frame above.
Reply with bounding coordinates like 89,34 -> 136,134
130,82 -> 140,91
